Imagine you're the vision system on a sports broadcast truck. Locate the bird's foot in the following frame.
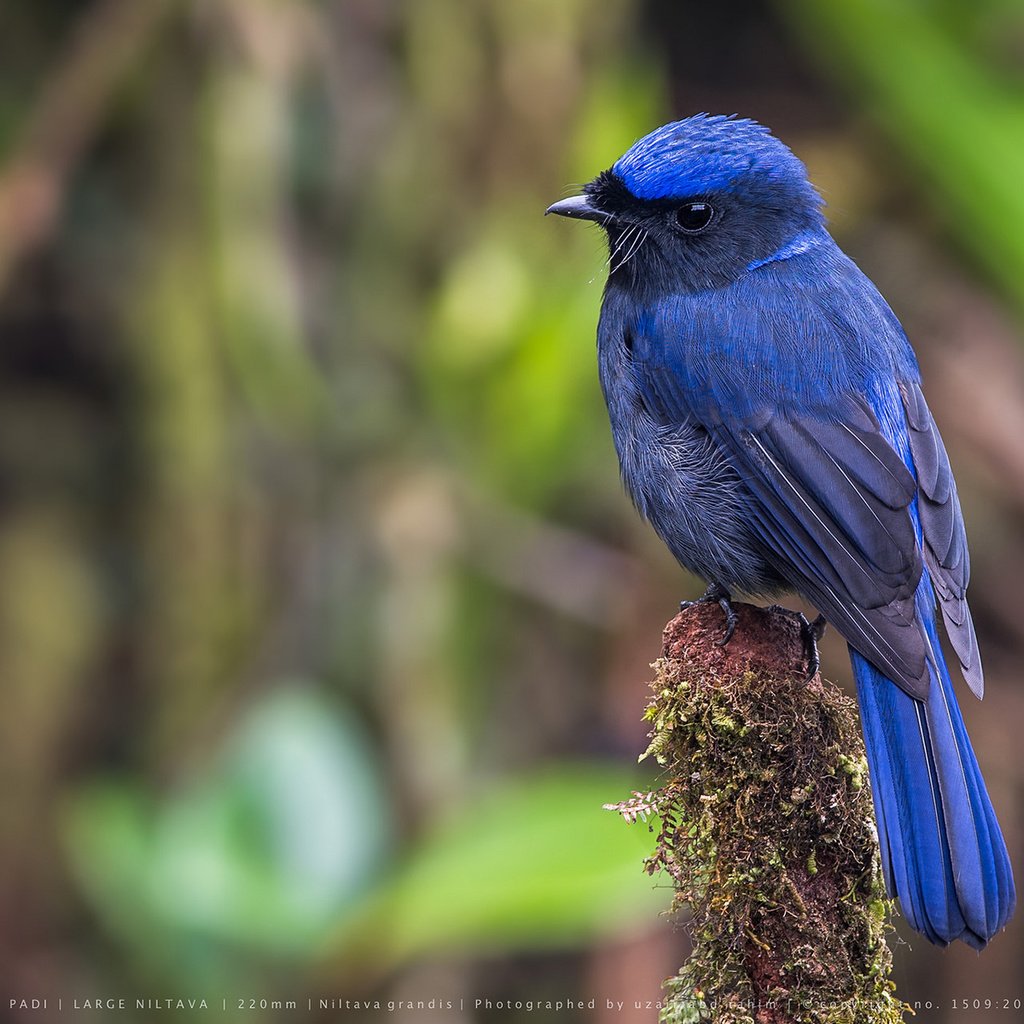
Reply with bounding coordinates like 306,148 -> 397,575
680,582 -> 737,647
767,605 -> 827,681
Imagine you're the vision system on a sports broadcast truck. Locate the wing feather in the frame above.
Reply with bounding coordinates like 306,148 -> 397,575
712,409 -> 930,699
900,382 -> 983,697
639,359 -> 931,698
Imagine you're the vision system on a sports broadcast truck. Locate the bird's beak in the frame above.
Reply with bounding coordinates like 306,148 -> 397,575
545,195 -> 605,223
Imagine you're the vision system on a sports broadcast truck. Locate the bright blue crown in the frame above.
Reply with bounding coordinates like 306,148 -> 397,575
613,113 -> 820,207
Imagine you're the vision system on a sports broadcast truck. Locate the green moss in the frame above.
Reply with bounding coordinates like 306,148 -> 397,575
616,657 -> 908,1024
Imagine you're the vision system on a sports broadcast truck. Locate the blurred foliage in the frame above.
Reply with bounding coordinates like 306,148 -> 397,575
1,0 -> 1023,1021
780,0 -> 1024,315
0,0 -> 674,1015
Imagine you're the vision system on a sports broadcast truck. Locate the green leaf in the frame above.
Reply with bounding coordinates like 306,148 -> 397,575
63,687 -> 391,958
329,764 -> 665,972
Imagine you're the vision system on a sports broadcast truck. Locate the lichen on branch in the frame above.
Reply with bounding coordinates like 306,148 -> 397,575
609,601 -> 908,1024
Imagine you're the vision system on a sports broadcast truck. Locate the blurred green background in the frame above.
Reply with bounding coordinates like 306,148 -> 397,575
1,1 -> 1023,1021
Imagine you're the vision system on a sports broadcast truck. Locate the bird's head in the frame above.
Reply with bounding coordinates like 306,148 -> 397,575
548,114 -> 825,294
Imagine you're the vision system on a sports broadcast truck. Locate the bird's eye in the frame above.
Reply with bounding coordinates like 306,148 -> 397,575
676,201 -> 715,233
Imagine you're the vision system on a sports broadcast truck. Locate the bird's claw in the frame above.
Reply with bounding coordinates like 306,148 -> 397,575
715,596 -> 738,646
800,613 -> 827,681
767,605 -> 827,681
680,582 -> 737,647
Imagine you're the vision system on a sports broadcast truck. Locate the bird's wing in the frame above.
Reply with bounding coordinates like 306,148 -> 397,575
900,381 -> 983,697
641,361 -> 931,698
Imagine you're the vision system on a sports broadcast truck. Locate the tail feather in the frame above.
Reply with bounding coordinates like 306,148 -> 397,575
851,609 -> 1015,948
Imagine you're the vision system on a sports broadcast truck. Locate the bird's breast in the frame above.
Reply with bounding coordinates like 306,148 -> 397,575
595,305 -> 784,594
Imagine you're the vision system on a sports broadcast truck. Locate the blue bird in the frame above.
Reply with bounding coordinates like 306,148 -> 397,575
547,114 -> 1014,948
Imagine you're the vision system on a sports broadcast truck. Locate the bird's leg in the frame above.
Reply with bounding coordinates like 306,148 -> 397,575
680,582 -> 738,647
767,606 -> 828,681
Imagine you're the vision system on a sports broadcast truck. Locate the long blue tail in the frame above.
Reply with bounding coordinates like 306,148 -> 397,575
851,605 -> 1015,948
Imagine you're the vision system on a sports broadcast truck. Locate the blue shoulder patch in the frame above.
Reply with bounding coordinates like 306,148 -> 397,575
747,231 -> 824,272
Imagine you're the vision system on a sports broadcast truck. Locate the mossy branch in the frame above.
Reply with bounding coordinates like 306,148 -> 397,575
609,601 -> 909,1024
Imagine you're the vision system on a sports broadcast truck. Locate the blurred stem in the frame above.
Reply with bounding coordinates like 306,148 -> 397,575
0,0 -> 179,296
374,468 -> 469,818
202,0 -> 329,436
0,510 -> 103,927
131,46 -> 239,767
